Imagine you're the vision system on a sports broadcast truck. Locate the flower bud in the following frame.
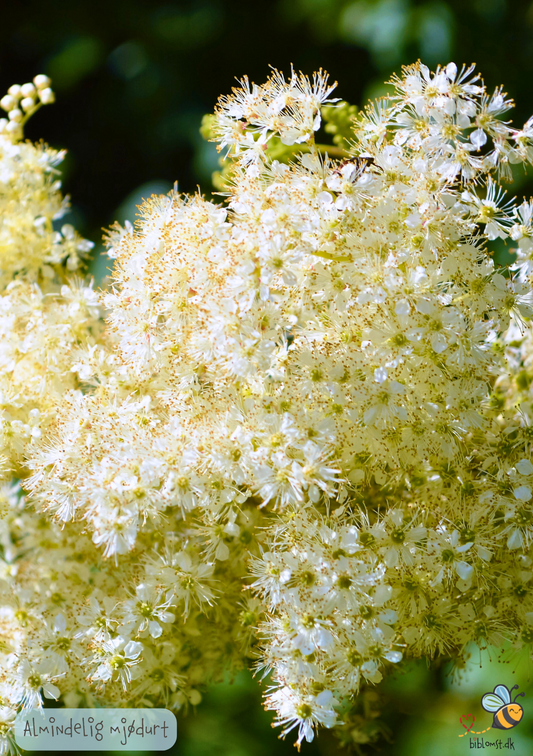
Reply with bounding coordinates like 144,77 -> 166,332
33,74 -> 51,90
0,95 -> 16,112
7,84 -> 21,98
8,109 -> 23,123
20,97 -> 36,113
5,120 -> 21,135
20,83 -> 36,98
38,88 -> 55,105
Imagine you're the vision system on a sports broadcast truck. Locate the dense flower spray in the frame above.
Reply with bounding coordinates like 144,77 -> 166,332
2,61 -> 533,751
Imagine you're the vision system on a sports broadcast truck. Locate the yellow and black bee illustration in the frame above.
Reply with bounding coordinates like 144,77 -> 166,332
481,684 -> 525,730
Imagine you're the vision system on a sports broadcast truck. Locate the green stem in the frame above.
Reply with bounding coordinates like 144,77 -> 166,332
294,142 -> 351,159
19,102 -> 43,137
311,251 -> 353,262
313,143 -> 351,159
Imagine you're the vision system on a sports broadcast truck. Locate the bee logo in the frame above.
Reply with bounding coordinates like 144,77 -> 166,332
481,684 -> 525,730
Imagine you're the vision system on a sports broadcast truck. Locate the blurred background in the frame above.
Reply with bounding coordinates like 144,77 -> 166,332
5,0 -> 533,752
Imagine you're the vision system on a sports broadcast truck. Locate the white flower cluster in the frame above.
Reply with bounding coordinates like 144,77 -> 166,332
2,62 -> 533,751
0,77 -> 99,485
213,67 -> 338,167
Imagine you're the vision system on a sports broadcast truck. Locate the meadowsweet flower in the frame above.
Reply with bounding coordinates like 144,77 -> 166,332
88,636 -> 144,690
0,706 -> 17,756
9,659 -> 61,709
3,60 -> 533,749
212,67 -> 338,167
265,686 -> 338,746
121,584 -> 175,639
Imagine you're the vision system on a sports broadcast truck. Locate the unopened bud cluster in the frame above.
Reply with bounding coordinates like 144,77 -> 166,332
0,74 -> 54,141
2,62 -> 533,753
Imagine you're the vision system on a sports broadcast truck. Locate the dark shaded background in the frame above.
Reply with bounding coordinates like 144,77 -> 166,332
6,0 -> 533,753
5,0 -> 533,244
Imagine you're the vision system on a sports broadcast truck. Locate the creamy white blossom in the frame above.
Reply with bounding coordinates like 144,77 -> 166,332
3,62 -> 533,750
